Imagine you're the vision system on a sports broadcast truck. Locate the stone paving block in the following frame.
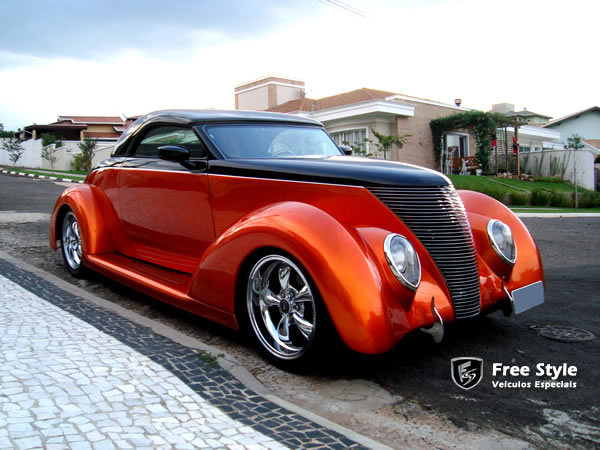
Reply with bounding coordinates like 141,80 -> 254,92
0,264 -> 369,449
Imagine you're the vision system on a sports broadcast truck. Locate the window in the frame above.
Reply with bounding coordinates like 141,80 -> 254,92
329,128 -> 367,148
520,145 -> 531,153
133,126 -> 208,158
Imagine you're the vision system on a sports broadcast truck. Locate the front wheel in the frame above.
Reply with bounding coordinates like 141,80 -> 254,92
245,254 -> 327,368
61,210 -> 88,278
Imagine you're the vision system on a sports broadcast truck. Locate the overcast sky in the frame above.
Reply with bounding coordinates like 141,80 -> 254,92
0,0 -> 597,130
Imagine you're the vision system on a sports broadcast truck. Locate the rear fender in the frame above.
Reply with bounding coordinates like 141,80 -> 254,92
50,184 -> 125,255
189,201 -> 398,353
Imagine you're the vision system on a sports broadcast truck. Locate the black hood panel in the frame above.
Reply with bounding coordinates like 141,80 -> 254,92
208,156 -> 449,188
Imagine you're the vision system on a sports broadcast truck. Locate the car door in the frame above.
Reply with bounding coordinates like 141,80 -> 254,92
118,125 -> 215,273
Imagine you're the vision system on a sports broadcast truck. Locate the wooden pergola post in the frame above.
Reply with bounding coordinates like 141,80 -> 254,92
515,125 -> 520,177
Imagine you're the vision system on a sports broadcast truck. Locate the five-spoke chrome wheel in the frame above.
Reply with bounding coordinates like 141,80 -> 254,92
61,211 -> 84,274
246,255 -> 318,361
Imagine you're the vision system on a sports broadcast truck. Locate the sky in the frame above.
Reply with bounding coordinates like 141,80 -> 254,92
0,0 -> 597,131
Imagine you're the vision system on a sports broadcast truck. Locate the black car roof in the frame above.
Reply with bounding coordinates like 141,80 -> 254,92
114,110 -> 323,154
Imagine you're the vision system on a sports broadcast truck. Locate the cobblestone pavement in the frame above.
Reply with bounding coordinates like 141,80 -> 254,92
0,258 -> 371,449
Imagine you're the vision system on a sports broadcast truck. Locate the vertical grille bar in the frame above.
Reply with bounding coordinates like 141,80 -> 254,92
369,185 -> 480,319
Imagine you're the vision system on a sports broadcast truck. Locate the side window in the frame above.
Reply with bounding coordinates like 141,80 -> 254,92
132,126 -> 208,158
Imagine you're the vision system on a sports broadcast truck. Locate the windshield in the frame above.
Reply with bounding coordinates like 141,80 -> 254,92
202,124 -> 342,159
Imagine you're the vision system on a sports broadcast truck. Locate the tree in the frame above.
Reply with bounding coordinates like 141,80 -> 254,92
2,137 -> 25,166
0,127 -> 15,138
369,129 -> 408,160
566,134 -> 584,209
343,138 -> 373,157
73,138 -> 97,171
430,111 -> 517,175
41,144 -> 59,170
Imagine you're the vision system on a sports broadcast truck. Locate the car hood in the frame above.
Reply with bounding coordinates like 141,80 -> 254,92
208,156 -> 450,188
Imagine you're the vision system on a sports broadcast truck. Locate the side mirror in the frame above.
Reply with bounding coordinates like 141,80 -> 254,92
339,145 -> 353,156
158,145 -> 190,162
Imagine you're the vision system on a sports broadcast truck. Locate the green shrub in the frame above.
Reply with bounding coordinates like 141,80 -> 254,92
531,190 -> 551,206
508,192 -> 530,206
579,192 -> 600,208
41,133 -> 57,147
550,192 -> 572,208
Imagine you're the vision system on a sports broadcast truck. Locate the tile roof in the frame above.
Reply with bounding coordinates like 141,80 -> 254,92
268,88 -> 396,113
267,87 -> 463,114
585,139 -> 600,149
24,123 -> 86,131
58,115 -> 124,124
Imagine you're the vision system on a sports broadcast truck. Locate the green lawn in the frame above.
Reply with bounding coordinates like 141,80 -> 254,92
1,168 -> 86,180
449,175 -> 600,208
488,177 -> 588,193
448,175 -> 581,193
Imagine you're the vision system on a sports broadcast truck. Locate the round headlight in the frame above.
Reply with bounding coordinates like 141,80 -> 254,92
487,220 -> 516,266
384,234 -> 421,291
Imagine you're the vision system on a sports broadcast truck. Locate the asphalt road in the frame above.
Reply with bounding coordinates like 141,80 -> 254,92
1,174 -> 599,447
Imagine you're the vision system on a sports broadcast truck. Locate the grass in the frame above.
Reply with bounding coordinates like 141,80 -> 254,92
449,175 -> 600,209
489,177 -> 590,193
449,175 -> 584,193
1,167 -> 86,179
1,166 -> 87,176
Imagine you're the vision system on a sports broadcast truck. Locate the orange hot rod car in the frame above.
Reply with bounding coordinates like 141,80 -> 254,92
50,110 -> 544,367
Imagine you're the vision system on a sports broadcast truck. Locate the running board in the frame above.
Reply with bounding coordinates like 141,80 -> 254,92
84,253 -> 237,329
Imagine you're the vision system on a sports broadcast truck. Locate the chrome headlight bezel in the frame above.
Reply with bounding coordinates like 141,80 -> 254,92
487,219 -> 517,266
384,233 -> 421,291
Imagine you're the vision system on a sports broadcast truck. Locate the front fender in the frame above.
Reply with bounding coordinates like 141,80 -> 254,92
189,201 -> 398,354
458,190 -> 544,309
49,184 -> 125,255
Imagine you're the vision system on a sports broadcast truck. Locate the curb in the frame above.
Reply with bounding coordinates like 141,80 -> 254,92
0,250 -> 390,450
1,169 -> 84,184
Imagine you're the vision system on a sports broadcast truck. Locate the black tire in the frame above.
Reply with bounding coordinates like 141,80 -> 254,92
60,209 -> 89,278
240,252 -> 333,371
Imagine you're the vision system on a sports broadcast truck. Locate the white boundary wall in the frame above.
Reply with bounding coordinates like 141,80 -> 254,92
520,148 -> 596,190
1,139 -> 115,171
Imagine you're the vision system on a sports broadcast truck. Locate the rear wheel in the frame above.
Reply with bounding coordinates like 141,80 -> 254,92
245,254 -> 326,368
61,210 -> 88,278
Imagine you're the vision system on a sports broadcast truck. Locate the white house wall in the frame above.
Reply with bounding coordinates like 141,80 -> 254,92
546,110 -> 600,140
237,85 -> 270,111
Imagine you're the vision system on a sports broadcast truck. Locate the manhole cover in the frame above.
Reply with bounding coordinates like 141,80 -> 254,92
530,325 -> 595,343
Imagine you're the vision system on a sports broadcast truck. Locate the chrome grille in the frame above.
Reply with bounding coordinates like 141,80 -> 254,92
369,185 -> 481,319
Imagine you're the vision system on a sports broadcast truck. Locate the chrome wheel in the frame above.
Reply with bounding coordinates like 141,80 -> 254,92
246,255 -> 317,360
62,211 -> 82,271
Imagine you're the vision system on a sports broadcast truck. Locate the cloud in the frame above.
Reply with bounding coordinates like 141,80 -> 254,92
0,0 -> 313,64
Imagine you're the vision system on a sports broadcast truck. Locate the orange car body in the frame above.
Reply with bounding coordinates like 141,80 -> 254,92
50,110 -> 544,355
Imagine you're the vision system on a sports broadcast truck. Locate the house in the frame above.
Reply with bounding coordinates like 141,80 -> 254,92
16,115 -> 126,142
541,106 -> 600,190
235,76 -> 473,171
492,103 -> 552,125
543,106 -> 600,149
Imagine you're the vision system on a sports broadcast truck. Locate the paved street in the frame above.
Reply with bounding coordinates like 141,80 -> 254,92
0,173 -> 599,448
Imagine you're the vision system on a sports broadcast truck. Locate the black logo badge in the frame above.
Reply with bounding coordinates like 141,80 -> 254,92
451,357 -> 483,390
